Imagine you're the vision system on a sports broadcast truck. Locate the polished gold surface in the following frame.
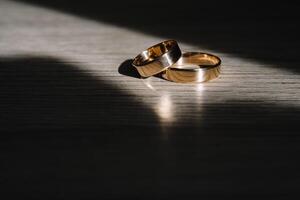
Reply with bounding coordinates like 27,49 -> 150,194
162,52 -> 221,83
132,40 -> 182,77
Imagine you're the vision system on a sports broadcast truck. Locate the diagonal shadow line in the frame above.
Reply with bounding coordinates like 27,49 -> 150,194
1,56 -> 300,199
0,56 -> 159,132
0,55 -> 161,198
14,0 -> 300,73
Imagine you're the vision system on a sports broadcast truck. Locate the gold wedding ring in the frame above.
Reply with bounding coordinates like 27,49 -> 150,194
132,40 -> 182,77
162,52 -> 221,83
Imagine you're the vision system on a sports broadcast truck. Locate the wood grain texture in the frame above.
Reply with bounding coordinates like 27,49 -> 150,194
1,0 -> 300,199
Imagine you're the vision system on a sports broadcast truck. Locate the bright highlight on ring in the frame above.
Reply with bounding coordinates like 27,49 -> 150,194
162,52 -> 221,83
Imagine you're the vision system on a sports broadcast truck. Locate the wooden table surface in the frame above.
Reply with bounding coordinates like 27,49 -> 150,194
1,0 -> 300,199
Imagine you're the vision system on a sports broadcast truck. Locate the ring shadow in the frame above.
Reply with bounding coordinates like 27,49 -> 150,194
118,59 -> 141,79
118,59 -> 165,80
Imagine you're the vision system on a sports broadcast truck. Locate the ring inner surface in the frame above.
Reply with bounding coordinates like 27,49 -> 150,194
173,53 -> 219,70
134,41 -> 174,66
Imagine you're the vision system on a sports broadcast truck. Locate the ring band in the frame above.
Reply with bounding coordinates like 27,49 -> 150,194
132,40 -> 182,77
162,52 -> 221,83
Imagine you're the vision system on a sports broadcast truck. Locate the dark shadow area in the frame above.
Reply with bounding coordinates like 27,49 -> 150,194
0,56 -> 158,131
0,56 -> 163,198
15,0 -> 300,73
118,59 -> 140,79
1,56 -> 300,199
118,59 -> 164,79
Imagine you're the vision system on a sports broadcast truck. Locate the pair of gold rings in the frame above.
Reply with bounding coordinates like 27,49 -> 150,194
132,40 -> 221,83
